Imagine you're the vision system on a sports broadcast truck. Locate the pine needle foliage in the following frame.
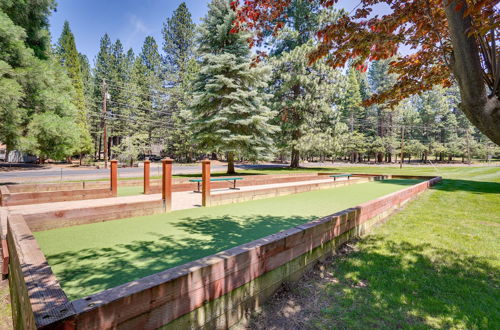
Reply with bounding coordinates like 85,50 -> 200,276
190,0 -> 279,173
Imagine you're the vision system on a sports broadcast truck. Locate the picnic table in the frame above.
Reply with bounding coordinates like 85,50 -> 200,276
189,177 -> 243,193
329,174 -> 352,181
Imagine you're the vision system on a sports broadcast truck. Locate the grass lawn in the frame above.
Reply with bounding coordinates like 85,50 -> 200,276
250,166 -> 500,329
34,179 -> 421,300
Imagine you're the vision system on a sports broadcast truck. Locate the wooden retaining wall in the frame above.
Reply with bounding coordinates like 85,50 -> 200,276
208,176 -> 382,207
21,199 -> 164,232
6,176 -> 441,329
147,174 -> 326,194
0,187 -> 114,207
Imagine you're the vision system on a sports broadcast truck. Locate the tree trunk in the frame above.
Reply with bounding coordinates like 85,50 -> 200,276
290,147 -> 300,168
98,136 -> 102,160
444,0 -> 500,146
227,152 -> 236,174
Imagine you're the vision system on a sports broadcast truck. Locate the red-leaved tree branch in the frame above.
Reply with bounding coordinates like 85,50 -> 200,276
235,0 -> 500,145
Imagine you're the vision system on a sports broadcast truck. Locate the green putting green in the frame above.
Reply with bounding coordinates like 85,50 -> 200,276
34,179 -> 422,300
117,185 -> 146,197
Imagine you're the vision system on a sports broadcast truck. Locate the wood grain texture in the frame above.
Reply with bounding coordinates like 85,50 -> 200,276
7,175 -> 441,329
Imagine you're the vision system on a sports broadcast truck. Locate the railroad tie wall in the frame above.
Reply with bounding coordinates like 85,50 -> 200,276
209,176 -> 384,207
19,199 -> 164,232
0,188 -> 114,206
7,176 -> 441,329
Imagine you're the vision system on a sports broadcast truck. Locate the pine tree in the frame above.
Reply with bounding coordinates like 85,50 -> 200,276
162,2 -> 198,161
162,2 -> 196,78
268,2 -> 343,167
57,21 -> 93,161
339,67 -> 367,162
91,33 -> 113,159
269,41 -> 344,167
0,6 -> 80,161
136,36 -> 164,146
367,59 -> 397,162
191,0 -> 278,174
1,0 -> 56,59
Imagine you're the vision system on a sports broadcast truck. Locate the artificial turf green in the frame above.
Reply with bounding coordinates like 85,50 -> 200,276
34,179 -> 421,300
117,185 -> 145,197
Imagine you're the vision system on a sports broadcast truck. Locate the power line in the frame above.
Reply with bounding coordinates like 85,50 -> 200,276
87,112 -> 174,128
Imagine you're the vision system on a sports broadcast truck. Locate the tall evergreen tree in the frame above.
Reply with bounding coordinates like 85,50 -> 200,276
367,59 -> 398,162
56,21 -> 93,160
0,0 -> 55,59
91,33 -> 113,158
268,2 -> 344,167
162,2 -> 196,78
191,0 -> 278,174
269,40 -> 344,167
162,2 -> 198,161
0,4 -> 80,161
137,36 -> 164,145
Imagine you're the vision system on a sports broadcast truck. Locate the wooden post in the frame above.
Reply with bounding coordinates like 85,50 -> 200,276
202,159 -> 211,207
162,158 -> 173,211
143,160 -> 151,194
110,159 -> 118,197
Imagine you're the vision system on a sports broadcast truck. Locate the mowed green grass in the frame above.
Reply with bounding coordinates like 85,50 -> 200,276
34,179 -> 420,300
250,166 -> 500,329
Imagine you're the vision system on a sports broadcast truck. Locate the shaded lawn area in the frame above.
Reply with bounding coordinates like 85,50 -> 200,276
250,168 -> 500,329
34,179 -> 420,300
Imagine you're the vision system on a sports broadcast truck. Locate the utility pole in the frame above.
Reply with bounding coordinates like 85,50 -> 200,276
102,79 -> 108,169
399,125 -> 405,169
466,128 -> 471,165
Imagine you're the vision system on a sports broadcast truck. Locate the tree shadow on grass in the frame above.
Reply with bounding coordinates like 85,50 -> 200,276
430,179 -> 500,194
375,177 -> 500,195
312,238 -> 499,329
45,214 -> 316,300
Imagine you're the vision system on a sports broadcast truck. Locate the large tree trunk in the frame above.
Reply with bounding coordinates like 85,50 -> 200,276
445,0 -> 500,146
290,147 -> 300,168
290,128 -> 301,168
227,152 -> 236,174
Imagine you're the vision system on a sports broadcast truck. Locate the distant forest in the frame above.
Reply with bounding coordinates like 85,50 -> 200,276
1,0 -> 498,169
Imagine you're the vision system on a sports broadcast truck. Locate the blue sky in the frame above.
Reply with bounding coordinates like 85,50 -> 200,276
49,0 -> 212,64
49,1 -> 387,66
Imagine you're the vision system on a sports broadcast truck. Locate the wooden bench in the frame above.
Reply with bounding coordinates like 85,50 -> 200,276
329,174 -> 352,181
189,177 -> 243,193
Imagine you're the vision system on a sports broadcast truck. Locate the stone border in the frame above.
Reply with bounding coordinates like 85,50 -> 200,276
6,175 -> 441,329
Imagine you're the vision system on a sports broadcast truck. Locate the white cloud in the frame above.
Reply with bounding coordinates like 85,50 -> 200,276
123,14 -> 154,49
129,14 -> 152,34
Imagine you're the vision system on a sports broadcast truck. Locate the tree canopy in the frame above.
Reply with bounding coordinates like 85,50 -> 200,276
235,0 -> 500,146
